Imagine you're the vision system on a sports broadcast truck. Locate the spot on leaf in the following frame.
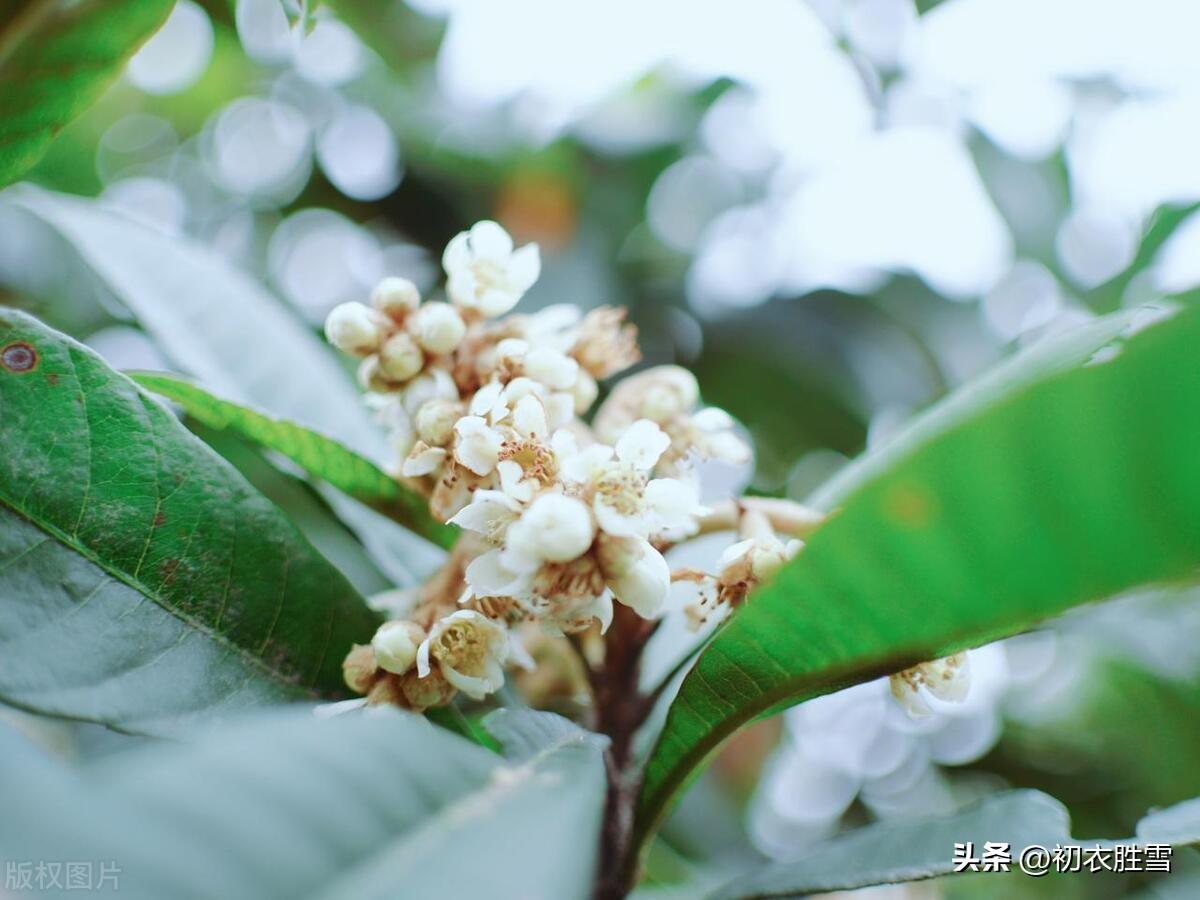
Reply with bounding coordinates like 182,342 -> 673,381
883,481 -> 939,528
1,342 -> 38,373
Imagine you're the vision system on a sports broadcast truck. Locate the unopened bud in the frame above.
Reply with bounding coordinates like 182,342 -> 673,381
325,302 -> 387,356
416,399 -> 461,446
523,347 -> 578,390
378,331 -> 425,382
343,643 -> 379,694
371,277 -> 420,322
496,338 -> 529,362
357,356 -> 398,393
372,620 -> 426,675
411,302 -> 466,355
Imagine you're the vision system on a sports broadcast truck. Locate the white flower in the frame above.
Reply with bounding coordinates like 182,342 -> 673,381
325,302 -> 387,356
470,379 -> 549,433
453,415 -> 504,476
472,341 -> 578,428
416,610 -> 510,700
596,535 -> 671,619
411,301 -> 466,355
593,365 -> 750,472
449,489 -> 523,544
718,534 -> 802,585
372,620 -> 425,675
505,494 -> 596,565
443,220 -> 541,318
562,420 -> 704,540
889,653 -> 971,718
455,386 -> 563,494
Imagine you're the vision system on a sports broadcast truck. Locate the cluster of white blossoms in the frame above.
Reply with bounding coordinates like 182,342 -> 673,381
327,220 -> 973,718
888,653 -> 971,718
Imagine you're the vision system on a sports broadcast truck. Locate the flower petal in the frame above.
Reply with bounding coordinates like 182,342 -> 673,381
523,347 -> 577,390
692,406 -> 735,431
497,459 -> 535,504
479,287 -> 519,317
562,444 -> 614,483
594,495 -> 648,539
604,539 -> 669,618
454,416 -> 502,476
469,219 -> 514,261
442,232 -> 471,274
470,380 -> 505,417
644,477 -> 702,534
465,549 -> 526,596
507,243 -> 541,291
401,444 -> 446,477
510,394 -> 547,439
616,419 -> 670,471
448,489 -> 520,537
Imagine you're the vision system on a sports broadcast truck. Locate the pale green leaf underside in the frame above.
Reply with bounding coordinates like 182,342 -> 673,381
0,309 -> 379,733
132,371 -> 454,549
639,303 -> 1200,844
0,1 -> 173,187
0,708 -> 607,900
707,790 -> 1200,899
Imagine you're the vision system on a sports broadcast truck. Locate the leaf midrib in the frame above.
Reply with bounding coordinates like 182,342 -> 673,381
309,730 -> 602,899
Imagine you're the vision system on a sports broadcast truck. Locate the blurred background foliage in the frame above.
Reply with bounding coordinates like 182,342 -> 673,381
3,1 -> 1200,895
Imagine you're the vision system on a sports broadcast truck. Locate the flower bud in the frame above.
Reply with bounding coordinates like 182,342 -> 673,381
378,331 -> 425,382
641,368 -> 699,420
372,620 -> 426,675
508,494 -> 596,563
523,347 -> 578,390
357,356 -> 397,393
343,643 -> 379,694
371,276 -> 420,322
411,302 -> 466,355
325,302 -> 387,356
416,399 -> 461,446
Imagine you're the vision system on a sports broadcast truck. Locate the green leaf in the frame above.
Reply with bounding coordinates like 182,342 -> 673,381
0,708 -> 607,899
132,371 -> 454,549
0,1 -> 173,187
7,185 -> 447,586
638,302 -> 1200,846
191,421 -> 393,599
706,790 -> 1200,899
0,308 -> 380,733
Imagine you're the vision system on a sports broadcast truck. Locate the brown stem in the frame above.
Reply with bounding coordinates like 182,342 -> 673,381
590,603 -> 658,900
